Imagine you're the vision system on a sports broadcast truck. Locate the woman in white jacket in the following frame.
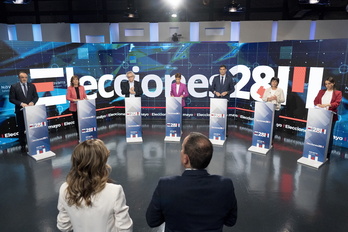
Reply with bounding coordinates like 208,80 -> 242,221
57,139 -> 133,232
262,77 -> 285,142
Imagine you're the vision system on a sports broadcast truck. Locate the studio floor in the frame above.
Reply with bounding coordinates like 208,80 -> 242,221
1,119 -> 348,232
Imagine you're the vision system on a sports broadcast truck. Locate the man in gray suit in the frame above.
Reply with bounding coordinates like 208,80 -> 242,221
146,132 -> 238,232
9,71 -> 38,151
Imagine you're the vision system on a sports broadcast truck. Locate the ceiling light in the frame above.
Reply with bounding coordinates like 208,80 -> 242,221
4,0 -> 32,4
165,0 -> 183,9
225,1 -> 245,13
298,0 -> 330,5
124,4 -> 138,18
171,13 -> 178,18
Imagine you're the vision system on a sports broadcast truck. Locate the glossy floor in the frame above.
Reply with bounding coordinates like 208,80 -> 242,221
1,119 -> 348,232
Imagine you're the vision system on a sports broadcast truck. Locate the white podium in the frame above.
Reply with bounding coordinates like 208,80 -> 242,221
209,98 -> 228,145
125,97 -> 143,143
77,99 -> 97,142
23,105 -> 55,161
248,102 -> 275,155
297,108 -> 333,169
164,97 -> 182,142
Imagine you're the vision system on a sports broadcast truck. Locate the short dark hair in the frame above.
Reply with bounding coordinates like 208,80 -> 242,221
270,77 -> 279,84
183,132 -> 213,169
219,65 -> 227,69
175,73 -> 181,78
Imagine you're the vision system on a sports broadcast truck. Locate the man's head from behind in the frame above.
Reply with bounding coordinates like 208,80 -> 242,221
181,132 -> 213,169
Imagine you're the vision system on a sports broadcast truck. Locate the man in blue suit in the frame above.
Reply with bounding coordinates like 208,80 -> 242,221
146,132 -> 238,232
9,71 -> 38,151
210,65 -> 235,100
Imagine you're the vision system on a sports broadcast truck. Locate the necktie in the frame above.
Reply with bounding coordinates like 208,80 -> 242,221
23,83 -> 28,97
220,76 -> 224,86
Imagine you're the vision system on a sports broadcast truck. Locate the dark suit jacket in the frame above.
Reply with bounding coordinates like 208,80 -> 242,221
146,170 -> 238,232
121,80 -> 143,97
210,74 -> 235,100
9,82 -> 39,113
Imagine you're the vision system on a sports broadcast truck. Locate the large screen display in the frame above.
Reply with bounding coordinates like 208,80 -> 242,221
0,40 -> 347,148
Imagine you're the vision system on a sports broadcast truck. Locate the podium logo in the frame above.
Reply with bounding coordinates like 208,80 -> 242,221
307,126 -> 327,134
29,122 -> 47,129
166,123 -> 179,127
254,131 -> 270,138
81,127 -> 97,133
126,112 -> 141,116
210,113 -> 225,118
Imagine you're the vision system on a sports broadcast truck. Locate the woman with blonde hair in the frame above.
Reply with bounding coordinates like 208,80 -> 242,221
57,139 -> 133,232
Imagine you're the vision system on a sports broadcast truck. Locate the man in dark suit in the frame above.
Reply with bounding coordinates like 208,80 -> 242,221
146,132 -> 238,232
210,65 -> 235,137
121,71 -> 143,97
210,64 -> 235,100
9,71 -> 38,151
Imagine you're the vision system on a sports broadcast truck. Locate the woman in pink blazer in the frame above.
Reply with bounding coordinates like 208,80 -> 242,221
66,75 -> 87,135
313,77 -> 342,159
170,73 -> 189,107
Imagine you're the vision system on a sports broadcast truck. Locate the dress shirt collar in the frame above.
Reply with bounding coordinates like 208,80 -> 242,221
182,169 -> 209,176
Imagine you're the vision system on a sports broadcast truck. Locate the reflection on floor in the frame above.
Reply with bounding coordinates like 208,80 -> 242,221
1,119 -> 348,232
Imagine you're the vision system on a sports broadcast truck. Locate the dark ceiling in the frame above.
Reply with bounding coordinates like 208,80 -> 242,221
0,0 -> 348,24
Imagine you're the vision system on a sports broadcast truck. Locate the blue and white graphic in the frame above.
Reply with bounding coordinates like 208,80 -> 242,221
165,97 -> 182,142
298,108 -> 333,168
23,105 -> 55,160
248,102 -> 274,154
125,97 -> 142,142
209,98 -> 227,145
77,99 -> 97,142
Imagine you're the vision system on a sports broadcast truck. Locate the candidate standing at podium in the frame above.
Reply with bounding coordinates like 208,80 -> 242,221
121,71 -> 143,97
262,77 -> 285,142
66,75 -> 87,136
170,73 -> 189,107
9,71 -> 38,151
314,77 -> 342,159
210,65 -> 235,136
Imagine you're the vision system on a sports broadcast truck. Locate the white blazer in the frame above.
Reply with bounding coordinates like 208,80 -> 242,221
57,182 -> 133,232
262,87 -> 285,111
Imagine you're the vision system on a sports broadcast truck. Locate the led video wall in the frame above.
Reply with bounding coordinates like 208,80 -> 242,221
0,39 -> 347,148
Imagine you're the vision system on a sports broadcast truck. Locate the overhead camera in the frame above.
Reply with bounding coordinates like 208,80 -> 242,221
172,33 -> 182,42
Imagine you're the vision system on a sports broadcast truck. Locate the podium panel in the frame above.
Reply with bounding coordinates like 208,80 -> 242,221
209,98 -> 227,145
125,97 -> 143,143
77,99 -> 97,142
23,105 -> 55,160
297,108 -> 333,168
165,97 -> 182,142
248,102 -> 275,155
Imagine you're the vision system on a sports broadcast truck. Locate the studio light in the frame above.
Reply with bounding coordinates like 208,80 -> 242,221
298,0 -> 330,5
4,0 -> 32,4
171,13 -> 178,18
124,4 -> 138,18
225,1 -> 245,13
165,0 -> 183,9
